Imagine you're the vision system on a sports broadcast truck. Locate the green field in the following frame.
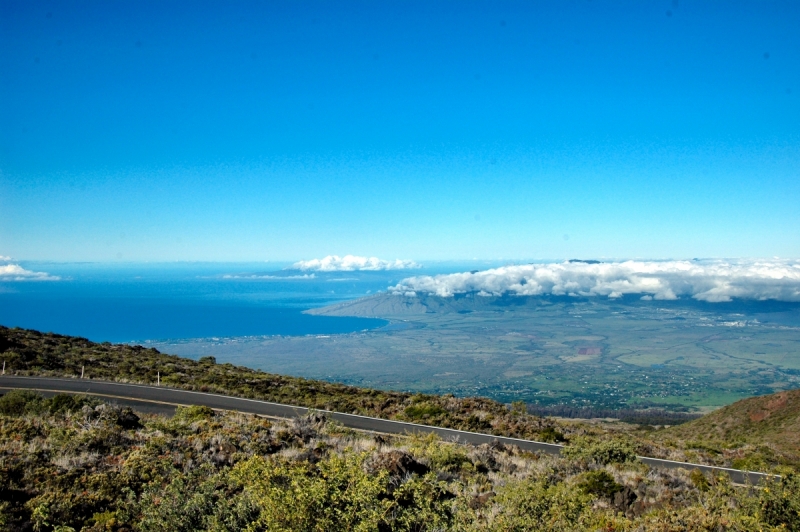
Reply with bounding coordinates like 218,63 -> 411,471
152,295 -> 800,412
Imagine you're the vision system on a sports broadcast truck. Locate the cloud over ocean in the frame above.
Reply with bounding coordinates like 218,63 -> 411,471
0,257 -> 60,281
292,255 -> 421,272
390,259 -> 800,302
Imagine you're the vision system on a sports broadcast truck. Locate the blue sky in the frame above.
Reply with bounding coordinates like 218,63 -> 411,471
1,0 -> 798,262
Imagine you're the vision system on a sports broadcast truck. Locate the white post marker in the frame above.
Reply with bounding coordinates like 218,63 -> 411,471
81,365 -> 84,379
157,371 -> 160,386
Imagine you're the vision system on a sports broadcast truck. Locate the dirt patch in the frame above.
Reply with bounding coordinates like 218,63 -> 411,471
749,392 -> 789,422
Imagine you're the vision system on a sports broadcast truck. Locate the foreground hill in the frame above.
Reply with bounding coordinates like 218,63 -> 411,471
0,325 -> 568,441
1,391 -> 799,531
663,389 -> 800,464
2,325 -> 799,472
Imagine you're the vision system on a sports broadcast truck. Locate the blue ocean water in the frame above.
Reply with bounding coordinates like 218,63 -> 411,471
0,260 -> 524,343
0,262 -> 405,342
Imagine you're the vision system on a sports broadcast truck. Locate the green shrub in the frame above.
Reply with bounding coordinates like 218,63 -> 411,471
174,405 -> 215,423
689,468 -> 710,492
0,389 -> 44,416
411,434 -> 471,473
731,446 -> 784,473
562,437 -> 637,465
137,467 -> 259,532
0,391 -> 99,418
687,440 -> 722,455
404,403 -> 445,420
578,470 -> 623,498
90,510 -> 118,528
46,394 -> 95,415
539,426 -> 566,443
510,401 -> 527,415
485,478 -> 591,531
759,473 -> 800,530
464,413 -> 492,431
231,453 -> 390,532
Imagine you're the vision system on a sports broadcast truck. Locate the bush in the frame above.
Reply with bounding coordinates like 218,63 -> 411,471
689,468 -> 710,492
578,470 -> 623,498
174,405 -> 215,424
485,478 -> 591,531
539,426 -> 566,443
404,404 -> 445,420
562,437 -> 638,465
137,467 -> 259,532
510,401 -> 527,415
0,390 -> 44,416
46,394 -> 95,415
687,440 -> 722,455
231,454 -> 390,531
760,473 -> 800,530
0,391 -> 100,418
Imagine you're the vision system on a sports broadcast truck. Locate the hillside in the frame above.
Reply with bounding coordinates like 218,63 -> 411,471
2,325 -> 799,473
663,389 -> 800,463
0,325 -> 571,442
1,390 -> 799,531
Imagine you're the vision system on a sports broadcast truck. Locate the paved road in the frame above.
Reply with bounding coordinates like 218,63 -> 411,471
0,376 -> 775,485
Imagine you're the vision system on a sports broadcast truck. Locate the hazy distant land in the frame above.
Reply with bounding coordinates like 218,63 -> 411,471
149,292 -> 800,413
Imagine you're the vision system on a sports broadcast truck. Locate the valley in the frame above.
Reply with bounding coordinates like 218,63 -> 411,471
151,294 -> 800,412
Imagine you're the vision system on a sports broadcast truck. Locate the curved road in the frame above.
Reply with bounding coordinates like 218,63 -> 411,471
0,376 -> 775,485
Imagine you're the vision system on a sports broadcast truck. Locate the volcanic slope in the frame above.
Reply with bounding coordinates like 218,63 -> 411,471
663,388 -> 800,461
4,325 -> 800,472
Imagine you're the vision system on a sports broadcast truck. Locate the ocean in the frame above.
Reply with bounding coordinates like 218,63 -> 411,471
0,262 -> 404,342
0,260 -> 516,343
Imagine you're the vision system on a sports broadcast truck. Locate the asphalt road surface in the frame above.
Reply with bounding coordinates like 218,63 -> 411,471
0,375 -> 775,485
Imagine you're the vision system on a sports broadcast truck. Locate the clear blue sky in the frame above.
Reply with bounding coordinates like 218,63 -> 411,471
1,0 -> 798,261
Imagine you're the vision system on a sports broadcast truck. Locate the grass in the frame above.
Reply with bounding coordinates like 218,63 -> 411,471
2,390 -> 799,531
0,325 -> 585,443
663,388 -> 800,463
3,325 -> 799,473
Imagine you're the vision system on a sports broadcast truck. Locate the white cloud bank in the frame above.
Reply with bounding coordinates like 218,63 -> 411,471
292,255 -> 421,272
390,259 -> 800,303
222,273 -> 315,280
0,263 -> 60,281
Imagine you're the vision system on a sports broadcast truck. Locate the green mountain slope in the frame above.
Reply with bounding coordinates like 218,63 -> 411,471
2,325 -> 799,472
0,325 -> 564,441
664,388 -> 800,460
3,391 -> 798,532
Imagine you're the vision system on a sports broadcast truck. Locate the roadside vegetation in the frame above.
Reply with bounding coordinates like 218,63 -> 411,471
1,326 -> 566,440
1,390 -> 798,532
2,326 -> 799,473
660,388 -> 800,474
